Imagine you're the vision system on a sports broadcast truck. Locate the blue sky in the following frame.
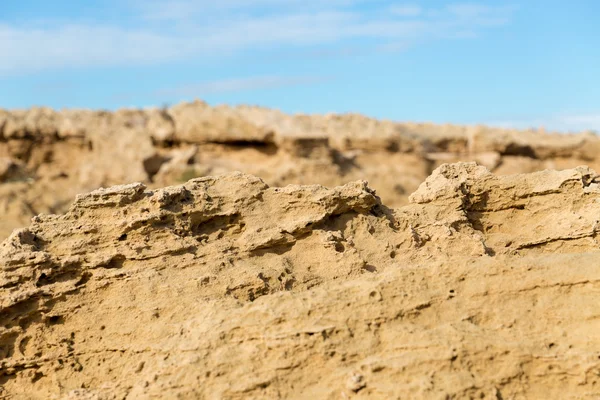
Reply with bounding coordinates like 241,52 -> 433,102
0,0 -> 598,132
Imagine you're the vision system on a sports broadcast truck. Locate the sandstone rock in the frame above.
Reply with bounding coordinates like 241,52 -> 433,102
169,100 -> 274,144
0,101 -> 599,243
1,164 -> 600,398
0,158 -> 22,182
146,107 -> 175,142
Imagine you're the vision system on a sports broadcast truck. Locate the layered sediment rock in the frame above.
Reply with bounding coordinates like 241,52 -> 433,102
1,101 -> 598,240
1,163 -> 599,399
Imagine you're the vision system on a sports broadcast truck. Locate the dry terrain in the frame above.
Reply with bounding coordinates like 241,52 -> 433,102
1,101 -> 599,239
1,103 -> 600,399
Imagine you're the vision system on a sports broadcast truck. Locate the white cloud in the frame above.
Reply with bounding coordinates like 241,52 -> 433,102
134,0 -> 363,19
0,25 -> 186,73
0,2 -> 517,76
558,114 -> 600,129
488,113 -> 600,133
153,75 -> 331,97
390,5 -> 422,17
445,3 -> 517,26
447,3 -> 494,18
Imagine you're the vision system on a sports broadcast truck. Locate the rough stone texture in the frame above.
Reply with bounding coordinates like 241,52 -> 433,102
0,102 -> 599,240
1,163 -> 600,399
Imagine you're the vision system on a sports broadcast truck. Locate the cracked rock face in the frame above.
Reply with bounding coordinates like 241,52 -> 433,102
1,163 -> 600,399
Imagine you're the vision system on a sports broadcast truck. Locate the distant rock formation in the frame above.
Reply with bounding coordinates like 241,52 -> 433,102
0,100 -> 598,240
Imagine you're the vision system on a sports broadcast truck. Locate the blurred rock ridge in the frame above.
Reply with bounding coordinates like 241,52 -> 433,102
1,100 -> 599,239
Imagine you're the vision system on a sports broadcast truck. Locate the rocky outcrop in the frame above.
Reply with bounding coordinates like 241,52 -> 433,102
1,163 -> 599,399
1,101 -> 599,240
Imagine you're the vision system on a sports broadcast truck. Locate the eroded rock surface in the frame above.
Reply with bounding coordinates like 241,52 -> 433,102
1,101 -> 599,240
1,163 -> 599,399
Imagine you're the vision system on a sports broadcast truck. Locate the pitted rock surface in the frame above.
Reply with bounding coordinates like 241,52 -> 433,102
1,163 -> 600,399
